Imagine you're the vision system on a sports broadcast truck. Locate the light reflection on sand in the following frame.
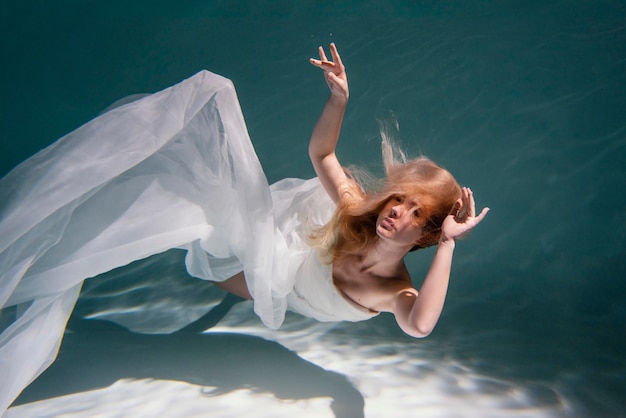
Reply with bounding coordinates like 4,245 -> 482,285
8,299 -> 572,418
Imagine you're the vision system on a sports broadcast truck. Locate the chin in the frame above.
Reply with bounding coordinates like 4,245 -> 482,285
375,226 -> 393,240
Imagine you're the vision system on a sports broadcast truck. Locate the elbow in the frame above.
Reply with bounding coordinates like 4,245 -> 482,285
406,320 -> 436,339
308,143 -> 330,161
411,326 -> 434,339
395,292 -> 440,338
307,144 -> 318,161
400,323 -> 433,339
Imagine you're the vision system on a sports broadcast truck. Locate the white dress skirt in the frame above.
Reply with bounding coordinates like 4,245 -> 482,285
0,70 -> 376,412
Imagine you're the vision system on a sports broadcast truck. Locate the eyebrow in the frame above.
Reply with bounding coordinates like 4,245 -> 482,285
406,196 -> 420,208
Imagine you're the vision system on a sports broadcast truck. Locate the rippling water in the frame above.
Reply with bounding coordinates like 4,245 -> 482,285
2,1 -> 625,417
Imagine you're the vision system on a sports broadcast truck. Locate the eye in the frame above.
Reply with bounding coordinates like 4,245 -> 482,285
392,195 -> 404,203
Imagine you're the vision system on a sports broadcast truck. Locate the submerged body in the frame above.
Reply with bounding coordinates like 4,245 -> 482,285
0,44 -> 487,413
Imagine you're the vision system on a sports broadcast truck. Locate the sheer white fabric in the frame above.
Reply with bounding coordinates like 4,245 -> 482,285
0,71 -> 374,412
271,178 -> 377,322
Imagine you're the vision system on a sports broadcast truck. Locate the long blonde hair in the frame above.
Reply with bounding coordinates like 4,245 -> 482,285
310,133 -> 463,263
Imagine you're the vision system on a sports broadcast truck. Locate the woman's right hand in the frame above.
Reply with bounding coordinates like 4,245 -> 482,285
310,43 -> 349,102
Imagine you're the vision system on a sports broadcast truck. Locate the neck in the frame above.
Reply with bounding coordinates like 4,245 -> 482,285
359,239 -> 410,276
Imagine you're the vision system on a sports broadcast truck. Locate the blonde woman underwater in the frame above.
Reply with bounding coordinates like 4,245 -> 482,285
216,43 -> 489,337
0,43 -> 487,411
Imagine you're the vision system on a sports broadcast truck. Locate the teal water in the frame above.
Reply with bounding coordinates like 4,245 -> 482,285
2,1 -> 625,416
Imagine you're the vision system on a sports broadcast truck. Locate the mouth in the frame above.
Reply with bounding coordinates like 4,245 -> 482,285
380,217 -> 394,231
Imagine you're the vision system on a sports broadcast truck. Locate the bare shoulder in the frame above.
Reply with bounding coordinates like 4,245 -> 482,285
376,275 -> 418,313
372,260 -> 418,313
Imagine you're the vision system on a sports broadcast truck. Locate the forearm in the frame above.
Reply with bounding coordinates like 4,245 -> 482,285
308,95 -> 349,203
410,239 -> 456,335
308,94 -> 348,159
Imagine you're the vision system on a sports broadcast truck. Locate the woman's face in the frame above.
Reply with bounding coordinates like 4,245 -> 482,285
376,194 -> 424,248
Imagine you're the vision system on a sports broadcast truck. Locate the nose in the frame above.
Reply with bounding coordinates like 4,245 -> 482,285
390,204 -> 403,218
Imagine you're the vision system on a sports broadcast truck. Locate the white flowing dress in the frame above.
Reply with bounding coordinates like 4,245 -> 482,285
0,70 -> 375,412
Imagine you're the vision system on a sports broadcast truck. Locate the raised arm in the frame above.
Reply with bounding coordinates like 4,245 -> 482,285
309,43 -> 351,204
394,188 -> 489,337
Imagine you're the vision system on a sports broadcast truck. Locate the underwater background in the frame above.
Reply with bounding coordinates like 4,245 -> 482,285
1,1 -> 625,417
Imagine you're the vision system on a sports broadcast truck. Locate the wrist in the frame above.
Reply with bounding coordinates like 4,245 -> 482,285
329,93 -> 348,105
438,235 -> 456,249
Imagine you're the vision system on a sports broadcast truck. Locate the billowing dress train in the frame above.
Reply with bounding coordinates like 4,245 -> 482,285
0,71 -> 375,412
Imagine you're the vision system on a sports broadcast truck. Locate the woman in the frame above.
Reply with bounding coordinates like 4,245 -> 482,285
0,43 -> 486,411
215,43 -> 489,338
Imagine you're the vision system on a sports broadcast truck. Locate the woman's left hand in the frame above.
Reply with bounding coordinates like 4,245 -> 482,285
440,187 -> 489,243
